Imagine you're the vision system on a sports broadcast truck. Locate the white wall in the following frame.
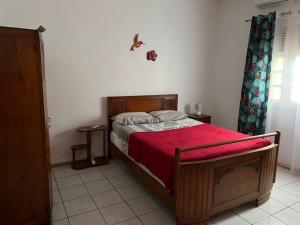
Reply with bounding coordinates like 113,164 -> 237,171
211,0 -> 300,129
0,0 -> 219,163
211,0 -> 300,168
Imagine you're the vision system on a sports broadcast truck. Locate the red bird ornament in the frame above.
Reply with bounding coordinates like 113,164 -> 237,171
130,34 -> 145,51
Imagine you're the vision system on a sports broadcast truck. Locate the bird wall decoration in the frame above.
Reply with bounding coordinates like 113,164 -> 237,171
130,34 -> 145,51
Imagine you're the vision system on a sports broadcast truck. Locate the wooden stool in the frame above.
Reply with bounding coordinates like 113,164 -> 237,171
71,125 -> 108,169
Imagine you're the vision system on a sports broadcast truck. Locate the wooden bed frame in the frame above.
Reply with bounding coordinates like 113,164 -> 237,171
107,94 -> 280,225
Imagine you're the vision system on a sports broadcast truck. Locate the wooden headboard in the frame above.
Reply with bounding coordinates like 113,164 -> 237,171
106,94 -> 177,158
107,94 -> 178,127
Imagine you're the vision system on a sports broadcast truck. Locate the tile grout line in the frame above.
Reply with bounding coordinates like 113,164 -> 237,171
53,164 -> 300,225
57,178 -> 150,209
231,207 -> 253,225
103,162 -> 146,225
259,198 -> 288,216
271,210 -> 289,225
65,160 -> 146,225
52,170 -> 70,225
77,170 -> 109,225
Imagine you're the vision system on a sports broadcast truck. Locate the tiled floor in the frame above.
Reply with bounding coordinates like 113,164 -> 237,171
52,159 -> 300,225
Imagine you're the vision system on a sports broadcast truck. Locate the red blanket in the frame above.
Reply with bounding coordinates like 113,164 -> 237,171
128,124 -> 271,189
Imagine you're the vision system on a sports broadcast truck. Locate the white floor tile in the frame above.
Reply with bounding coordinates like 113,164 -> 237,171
291,202 -> 300,213
50,162 -> 300,225
109,175 -> 137,189
280,183 -> 300,198
92,190 -> 124,208
138,183 -> 152,194
117,184 -> 147,201
97,162 -> 119,171
60,185 -> 89,201
64,196 -> 97,217
101,166 -> 127,178
52,203 -> 67,221
277,166 -> 285,171
139,209 -> 176,225
115,160 -> 130,173
259,199 -> 287,215
53,166 -> 78,179
52,218 -> 70,225
271,188 -> 300,206
253,216 -> 286,225
52,178 -> 58,190
274,207 -> 300,225
77,167 -> 101,175
69,210 -> 106,225
56,175 -> 83,189
100,202 -> 135,225
293,180 -> 300,186
233,203 -> 269,224
273,177 -> 293,188
53,190 -> 62,204
127,196 -> 161,216
85,180 -> 113,194
115,218 -> 143,225
80,171 -> 105,183
277,170 -> 300,183
211,211 -> 250,225
149,194 -> 166,209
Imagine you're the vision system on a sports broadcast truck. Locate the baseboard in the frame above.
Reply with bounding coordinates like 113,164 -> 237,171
278,162 -> 289,169
51,161 -> 72,168
278,162 -> 300,174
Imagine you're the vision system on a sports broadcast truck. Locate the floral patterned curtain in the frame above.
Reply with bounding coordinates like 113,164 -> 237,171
238,12 -> 276,135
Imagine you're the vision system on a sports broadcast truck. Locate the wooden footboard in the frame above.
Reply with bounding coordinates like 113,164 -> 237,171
174,132 -> 280,225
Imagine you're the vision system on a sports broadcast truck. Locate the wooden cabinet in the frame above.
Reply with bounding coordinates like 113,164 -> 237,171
0,26 -> 51,225
188,113 -> 211,123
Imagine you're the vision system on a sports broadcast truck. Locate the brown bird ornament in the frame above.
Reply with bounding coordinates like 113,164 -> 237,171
130,34 -> 145,51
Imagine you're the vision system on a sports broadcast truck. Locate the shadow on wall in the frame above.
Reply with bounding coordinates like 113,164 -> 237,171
100,96 -> 107,123
184,103 -> 191,114
50,97 -> 107,164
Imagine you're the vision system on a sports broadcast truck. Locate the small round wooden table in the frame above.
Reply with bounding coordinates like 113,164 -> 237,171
71,125 -> 108,169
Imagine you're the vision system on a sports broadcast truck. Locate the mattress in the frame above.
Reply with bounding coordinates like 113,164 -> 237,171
128,124 -> 272,189
111,118 -> 202,188
110,131 -> 166,187
112,118 -> 202,142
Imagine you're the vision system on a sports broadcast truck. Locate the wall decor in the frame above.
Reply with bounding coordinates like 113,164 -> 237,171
146,50 -> 157,61
130,34 -> 145,51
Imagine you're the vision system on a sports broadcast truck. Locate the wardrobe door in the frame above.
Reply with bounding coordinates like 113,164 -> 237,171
39,28 -> 53,212
0,27 -> 51,225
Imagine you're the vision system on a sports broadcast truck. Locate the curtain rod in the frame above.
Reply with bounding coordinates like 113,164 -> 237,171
245,11 -> 292,22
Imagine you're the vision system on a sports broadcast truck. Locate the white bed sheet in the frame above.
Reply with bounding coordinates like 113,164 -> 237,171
110,131 -> 166,188
112,118 -> 202,142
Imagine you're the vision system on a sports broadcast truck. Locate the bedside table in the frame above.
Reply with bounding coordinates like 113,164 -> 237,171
188,114 -> 211,124
71,125 -> 109,169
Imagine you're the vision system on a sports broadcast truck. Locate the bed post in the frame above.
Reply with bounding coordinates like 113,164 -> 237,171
174,132 -> 279,225
273,131 -> 281,183
174,148 -> 181,207
174,148 -> 211,225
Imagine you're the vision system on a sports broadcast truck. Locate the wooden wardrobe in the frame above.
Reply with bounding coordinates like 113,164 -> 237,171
0,26 -> 51,225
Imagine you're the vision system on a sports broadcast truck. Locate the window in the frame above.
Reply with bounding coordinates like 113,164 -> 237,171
270,22 -> 300,103
291,56 -> 300,102
270,55 -> 285,100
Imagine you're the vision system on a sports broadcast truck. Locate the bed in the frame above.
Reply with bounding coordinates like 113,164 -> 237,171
107,94 -> 280,225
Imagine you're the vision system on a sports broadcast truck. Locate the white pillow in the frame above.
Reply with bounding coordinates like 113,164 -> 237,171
150,110 -> 187,122
113,112 -> 158,126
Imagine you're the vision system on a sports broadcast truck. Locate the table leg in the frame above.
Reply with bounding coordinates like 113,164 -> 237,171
86,132 -> 92,161
103,129 -> 107,159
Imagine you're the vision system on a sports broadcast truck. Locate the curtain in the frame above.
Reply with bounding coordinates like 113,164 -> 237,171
238,12 -> 276,135
266,15 -> 300,172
